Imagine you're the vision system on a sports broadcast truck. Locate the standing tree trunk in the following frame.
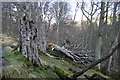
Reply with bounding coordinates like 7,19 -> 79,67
19,3 -> 42,66
95,1 -> 105,70
19,20 -> 22,52
95,35 -> 102,70
118,32 -> 120,75
73,2 -> 79,23
117,1 -> 120,75
108,34 -> 118,73
40,22 -> 47,53
105,2 -> 109,25
56,19 -> 60,45
108,2 -> 118,73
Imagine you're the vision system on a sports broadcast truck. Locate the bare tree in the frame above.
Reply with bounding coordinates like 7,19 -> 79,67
105,2 -> 109,25
107,2 -> 119,73
117,0 -> 120,74
95,1 -> 105,70
36,2 -> 50,53
19,3 -> 42,66
77,1 -> 101,50
80,1 -> 100,25
73,2 -> 79,23
51,2 -> 69,45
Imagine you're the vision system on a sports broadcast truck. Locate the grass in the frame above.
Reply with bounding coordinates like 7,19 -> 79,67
0,34 -> 15,46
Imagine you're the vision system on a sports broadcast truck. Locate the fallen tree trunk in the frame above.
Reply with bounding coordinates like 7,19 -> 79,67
68,42 -> 120,79
47,43 -> 94,62
51,44 -> 81,62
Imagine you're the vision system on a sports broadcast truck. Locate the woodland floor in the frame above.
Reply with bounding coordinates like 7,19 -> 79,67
0,34 -> 113,79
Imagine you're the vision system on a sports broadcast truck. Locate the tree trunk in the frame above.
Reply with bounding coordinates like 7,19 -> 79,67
19,20 -> 22,52
20,18 -> 42,66
117,2 -> 120,74
19,3 -> 42,66
40,22 -> 47,53
56,20 -> 60,45
105,2 -> 109,25
50,43 -> 80,62
95,35 -> 102,70
112,2 -> 118,69
73,2 -> 78,23
108,34 -> 118,73
95,1 -> 105,70
99,2 -> 105,29
118,33 -> 120,73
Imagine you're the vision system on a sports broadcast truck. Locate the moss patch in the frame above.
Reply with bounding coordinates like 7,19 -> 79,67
2,47 -> 59,78
54,65 -> 70,76
109,71 -> 120,80
39,54 -> 74,75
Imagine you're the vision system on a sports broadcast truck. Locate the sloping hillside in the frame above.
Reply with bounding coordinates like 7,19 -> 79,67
0,34 -> 112,79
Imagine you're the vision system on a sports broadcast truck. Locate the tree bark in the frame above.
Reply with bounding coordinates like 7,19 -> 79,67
95,1 -> 105,70
110,4 -> 118,66
19,20 -> 23,52
108,34 -> 118,73
19,3 -> 42,66
105,2 -> 109,25
40,22 -> 47,53
73,2 -> 79,23
51,43 -> 80,62
118,33 -> 120,73
95,35 -> 102,70
117,1 -> 120,74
